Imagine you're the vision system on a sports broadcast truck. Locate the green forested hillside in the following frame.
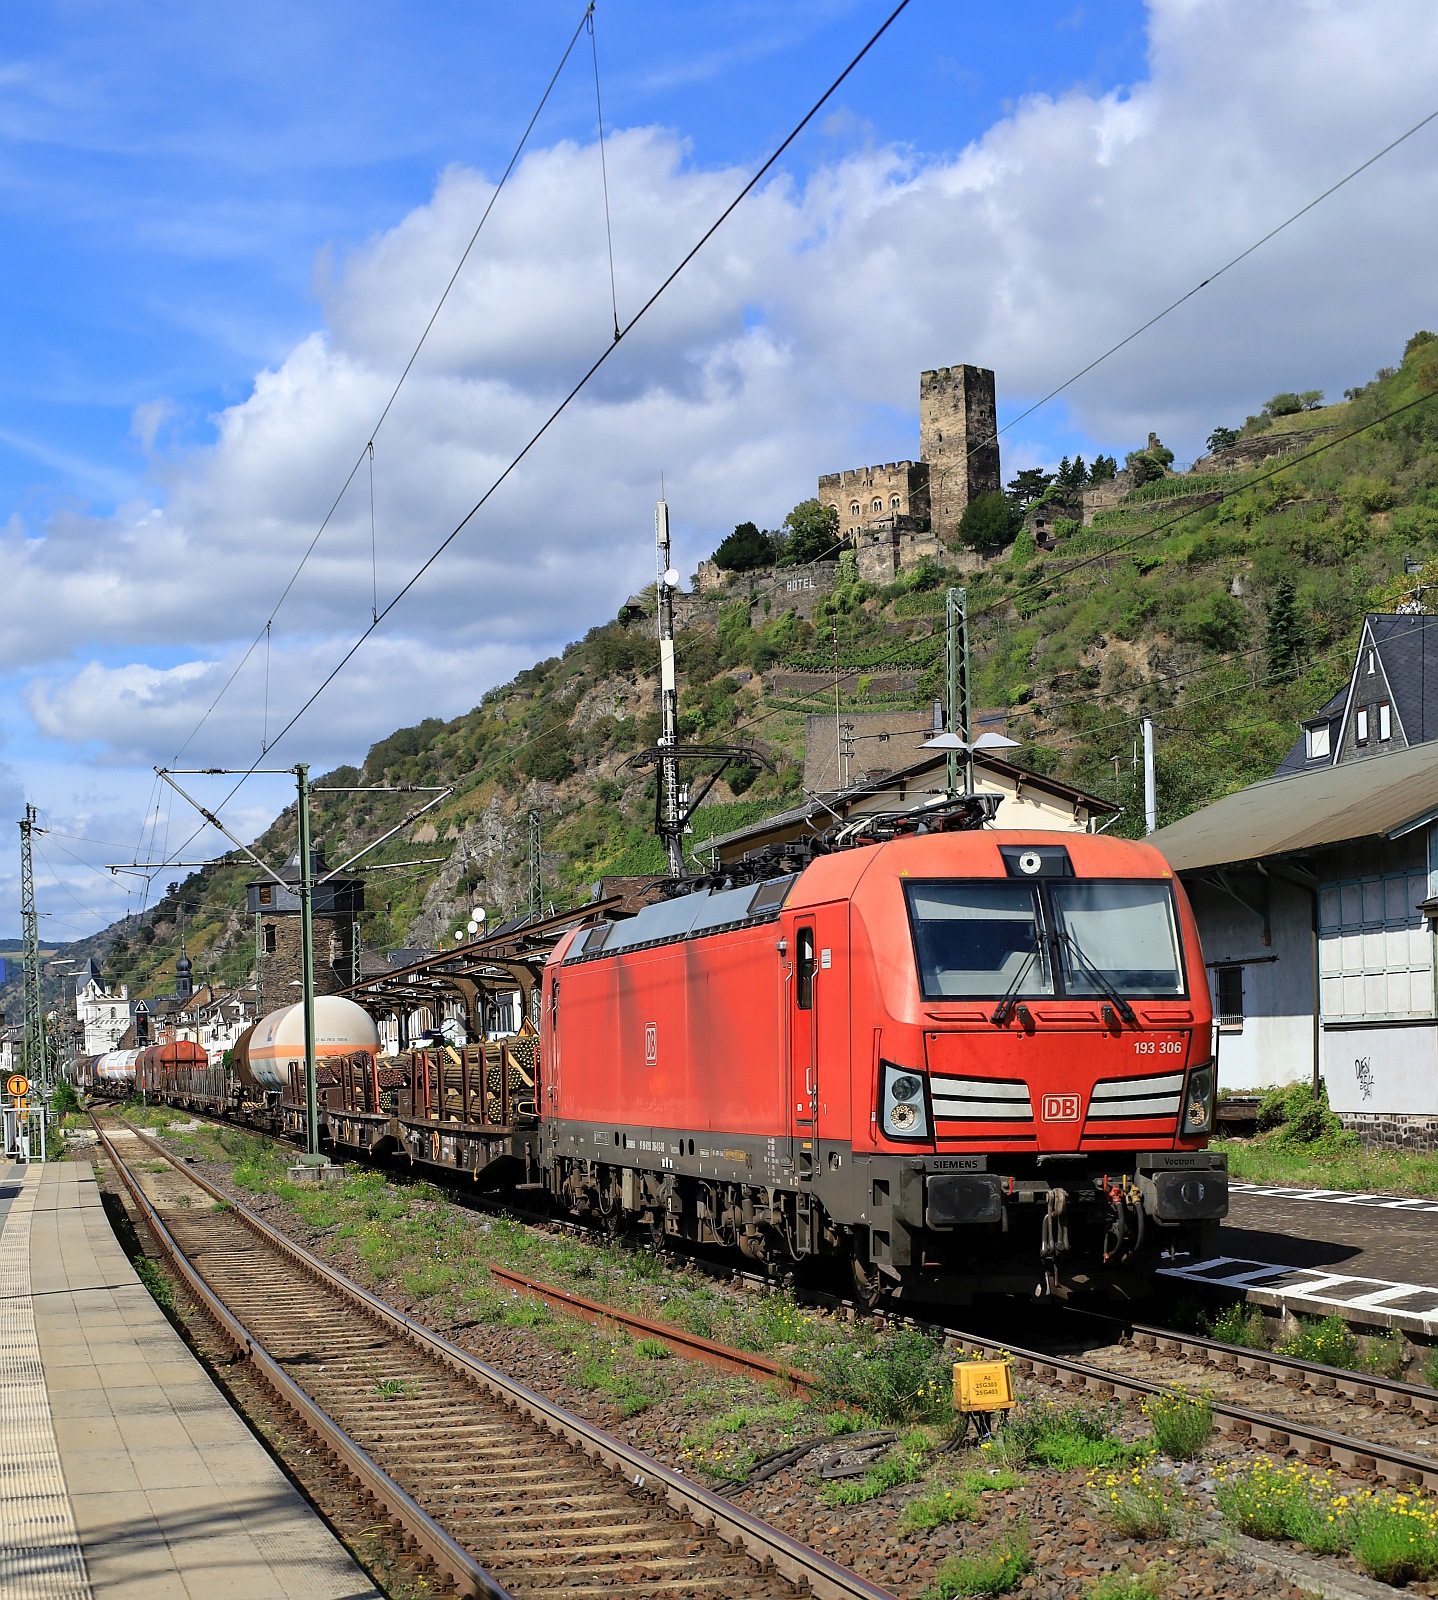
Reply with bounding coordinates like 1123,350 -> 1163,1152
75,331 -> 1438,1005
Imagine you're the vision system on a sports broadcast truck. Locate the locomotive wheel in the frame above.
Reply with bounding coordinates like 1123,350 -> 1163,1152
850,1247 -> 885,1309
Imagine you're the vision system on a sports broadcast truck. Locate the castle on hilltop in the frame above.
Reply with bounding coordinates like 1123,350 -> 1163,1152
818,364 -> 1000,584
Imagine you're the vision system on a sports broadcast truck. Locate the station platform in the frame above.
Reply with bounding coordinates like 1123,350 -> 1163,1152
1158,1183 -> 1438,1334
0,1158 -> 380,1600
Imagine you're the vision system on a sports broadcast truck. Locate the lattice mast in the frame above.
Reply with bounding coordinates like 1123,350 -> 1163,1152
655,499 -> 684,877
19,804 -> 47,1094
528,810 -> 543,919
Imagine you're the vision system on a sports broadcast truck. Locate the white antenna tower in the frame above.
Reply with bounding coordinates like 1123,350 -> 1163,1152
655,498 -> 683,876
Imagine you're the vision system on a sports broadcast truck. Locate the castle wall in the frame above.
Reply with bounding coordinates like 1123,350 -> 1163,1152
919,365 -> 1000,540
818,461 -> 930,547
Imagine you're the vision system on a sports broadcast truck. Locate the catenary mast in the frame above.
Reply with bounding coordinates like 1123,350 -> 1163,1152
19,805 -> 47,1095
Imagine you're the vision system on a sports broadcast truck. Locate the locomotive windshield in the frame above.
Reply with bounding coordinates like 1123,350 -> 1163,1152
905,878 -> 1185,1001
1049,881 -> 1185,998
906,882 -> 1051,999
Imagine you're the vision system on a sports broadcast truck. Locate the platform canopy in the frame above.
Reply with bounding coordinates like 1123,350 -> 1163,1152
1150,739 -> 1438,871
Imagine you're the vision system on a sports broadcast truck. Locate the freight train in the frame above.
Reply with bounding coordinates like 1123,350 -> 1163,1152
78,808 -> 1227,1303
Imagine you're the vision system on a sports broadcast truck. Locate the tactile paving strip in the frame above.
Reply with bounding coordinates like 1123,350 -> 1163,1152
0,1165 -> 93,1599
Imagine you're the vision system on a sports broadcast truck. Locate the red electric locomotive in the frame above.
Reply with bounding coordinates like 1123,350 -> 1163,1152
542,811 -> 1224,1302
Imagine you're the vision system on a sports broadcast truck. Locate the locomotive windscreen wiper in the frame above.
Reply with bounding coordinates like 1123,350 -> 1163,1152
990,947 -> 1038,1026
1060,931 -> 1139,1026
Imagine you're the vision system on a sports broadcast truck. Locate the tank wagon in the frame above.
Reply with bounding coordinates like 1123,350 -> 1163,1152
108,815 -> 1227,1303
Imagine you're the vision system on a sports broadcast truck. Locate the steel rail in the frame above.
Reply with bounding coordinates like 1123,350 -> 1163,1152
105,1104 -> 1438,1486
1076,1305 -> 1438,1416
92,1118 -> 506,1600
105,1114 -> 899,1600
488,1263 -> 818,1391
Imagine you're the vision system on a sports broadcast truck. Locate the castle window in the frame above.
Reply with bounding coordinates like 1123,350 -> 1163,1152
890,496 -> 901,509
850,502 -> 860,516
871,498 -> 883,513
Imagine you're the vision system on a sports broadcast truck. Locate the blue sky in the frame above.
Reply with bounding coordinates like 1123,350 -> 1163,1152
0,1 -> 1147,524
3,0 -> 1438,943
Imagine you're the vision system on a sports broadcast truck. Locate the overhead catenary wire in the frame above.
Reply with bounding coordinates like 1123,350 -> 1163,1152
165,0 -> 601,772
966,100 -> 1438,470
588,5 -> 621,342
138,0 -> 917,886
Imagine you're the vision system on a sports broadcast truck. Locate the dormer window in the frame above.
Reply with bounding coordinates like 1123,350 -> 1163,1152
1306,723 -> 1330,760
1356,706 -> 1370,745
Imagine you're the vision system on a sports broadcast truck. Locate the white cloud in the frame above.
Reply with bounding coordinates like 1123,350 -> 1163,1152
13,0 -> 1438,862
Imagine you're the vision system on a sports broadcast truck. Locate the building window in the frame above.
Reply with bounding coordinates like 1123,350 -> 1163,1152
1216,965 -> 1244,1028
258,884 -> 272,905
890,495 -> 901,509
1306,724 -> 1330,761
1356,706 -> 1369,745
1379,700 -> 1392,741
850,501 -> 860,516
1368,649 -> 1377,675
871,498 -> 883,513
263,924 -> 276,954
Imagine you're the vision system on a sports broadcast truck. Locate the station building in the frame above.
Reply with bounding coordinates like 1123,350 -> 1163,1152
1151,740 -> 1438,1148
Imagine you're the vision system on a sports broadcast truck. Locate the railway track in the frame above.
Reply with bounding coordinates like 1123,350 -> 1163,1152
106,1104 -> 1438,1493
90,1113 -> 897,1600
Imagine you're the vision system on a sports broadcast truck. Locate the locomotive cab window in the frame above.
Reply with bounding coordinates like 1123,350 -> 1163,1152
796,927 -> 816,1009
905,882 -> 1050,1000
1049,881 -> 1185,997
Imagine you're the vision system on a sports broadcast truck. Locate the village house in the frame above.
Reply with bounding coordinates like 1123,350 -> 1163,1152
1150,739 -> 1438,1147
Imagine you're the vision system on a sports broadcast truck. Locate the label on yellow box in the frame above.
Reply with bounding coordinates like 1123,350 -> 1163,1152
953,1359 -> 1015,1413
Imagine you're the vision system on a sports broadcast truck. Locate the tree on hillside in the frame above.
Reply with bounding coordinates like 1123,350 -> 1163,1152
712,521 -> 775,572
1264,577 -> 1305,683
1206,426 -> 1239,454
1088,454 -> 1117,482
1125,443 -> 1174,486
1405,331 -> 1437,362
1006,468 -> 1052,506
957,490 -> 1022,554
1262,390 -> 1324,419
780,499 -> 841,565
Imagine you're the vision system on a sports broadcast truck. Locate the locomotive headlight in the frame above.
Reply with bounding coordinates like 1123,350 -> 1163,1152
1183,1064 -> 1215,1135
880,1061 -> 930,1141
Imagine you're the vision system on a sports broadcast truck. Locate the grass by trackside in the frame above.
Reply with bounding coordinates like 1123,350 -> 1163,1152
1216,1459 -> 1438,1586
1216,1080 -> 1438,1196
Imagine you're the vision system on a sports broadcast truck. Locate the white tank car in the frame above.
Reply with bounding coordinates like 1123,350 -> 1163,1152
245,996 -> 380,1092
95,1049 -> 141,1089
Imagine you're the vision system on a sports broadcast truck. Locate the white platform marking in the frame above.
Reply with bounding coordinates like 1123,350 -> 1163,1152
1229,1181 -> 1438,1213
1159,1253 -> 1438,1332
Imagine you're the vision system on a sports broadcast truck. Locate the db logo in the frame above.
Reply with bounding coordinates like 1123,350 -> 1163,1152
1041,1094 -> 1080,1123
644,1023 -> 657,1065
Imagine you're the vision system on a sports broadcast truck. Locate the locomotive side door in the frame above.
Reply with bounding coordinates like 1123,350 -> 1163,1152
789,922 -> 818,1142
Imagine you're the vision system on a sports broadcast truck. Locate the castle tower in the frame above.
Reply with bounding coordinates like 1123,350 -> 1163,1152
919,365 -> 1000,541
247,847 -> 363,1017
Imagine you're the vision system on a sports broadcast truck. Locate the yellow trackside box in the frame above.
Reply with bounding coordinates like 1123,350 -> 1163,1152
954,1359 -> 1015,1413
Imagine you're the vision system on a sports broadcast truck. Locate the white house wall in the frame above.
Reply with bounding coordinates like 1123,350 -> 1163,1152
1184,875 -> 1316,1092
